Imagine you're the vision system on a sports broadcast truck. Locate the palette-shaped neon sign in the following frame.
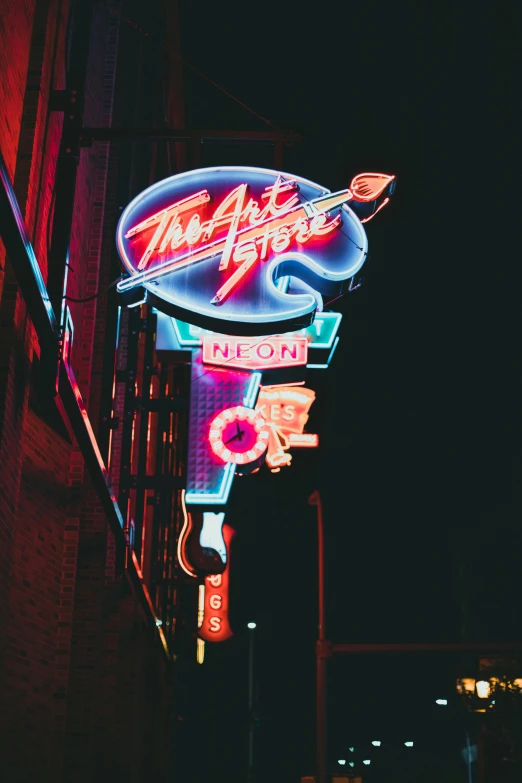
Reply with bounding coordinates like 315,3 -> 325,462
116,167 -> 395,335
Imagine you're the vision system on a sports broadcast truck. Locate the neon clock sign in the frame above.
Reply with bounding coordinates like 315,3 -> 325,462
208,406 -> 270,469
116,167 -> 395,335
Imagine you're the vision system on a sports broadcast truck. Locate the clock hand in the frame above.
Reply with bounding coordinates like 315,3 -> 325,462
224,424 -> 245,445
224,431 -> 241,445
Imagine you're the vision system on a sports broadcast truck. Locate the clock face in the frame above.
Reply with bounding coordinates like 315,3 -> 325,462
209,406 -> 270,465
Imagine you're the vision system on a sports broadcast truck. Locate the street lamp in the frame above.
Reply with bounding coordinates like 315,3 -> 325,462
476,681 -> 490,699
456,673 -> 522,782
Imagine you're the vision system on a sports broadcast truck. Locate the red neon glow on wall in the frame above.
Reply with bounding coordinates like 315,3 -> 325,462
199,525 -> 235,642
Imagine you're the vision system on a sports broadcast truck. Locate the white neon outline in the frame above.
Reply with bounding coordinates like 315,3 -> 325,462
197,585 -> 205,628
277,275 -> 290,293
279,274 -> 323,313
178,489 -> 197,577
185,461 -> 235,506
287,433 -> 319,447
116,166 -> 368,327
200,512 -> 227,564
243,372 -> 262,408
126,296 -> 147,309
306,336 -> 340,369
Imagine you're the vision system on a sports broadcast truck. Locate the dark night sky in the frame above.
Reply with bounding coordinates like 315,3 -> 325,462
175,1 -> 522,781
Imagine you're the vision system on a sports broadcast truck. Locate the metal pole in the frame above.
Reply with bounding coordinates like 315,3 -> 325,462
248,627 -> 255,783
309,490 -> 327,783
466,733 -> 473,783
477,721 -> 485,783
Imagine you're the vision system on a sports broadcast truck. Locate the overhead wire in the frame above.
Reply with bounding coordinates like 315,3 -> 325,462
95,0 -> 278,130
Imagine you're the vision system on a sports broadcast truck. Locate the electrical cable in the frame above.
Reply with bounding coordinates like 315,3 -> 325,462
63,275 -> 121,303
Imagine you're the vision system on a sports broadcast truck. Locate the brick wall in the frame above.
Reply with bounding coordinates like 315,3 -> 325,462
0,10 -> 67,779
0,2 -> 176,781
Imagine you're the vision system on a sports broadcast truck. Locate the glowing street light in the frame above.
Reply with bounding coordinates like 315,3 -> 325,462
362,759 -> 371,766
476,680 -> 491,699
457,675 -> 522,704
371,740 -> 381,747
337,760 -> 346,766
435,698 -> 448,706
348,747 -> 355,753
348,762 -> 355,768
404,741 -> 414,747
247,622 -> 256,629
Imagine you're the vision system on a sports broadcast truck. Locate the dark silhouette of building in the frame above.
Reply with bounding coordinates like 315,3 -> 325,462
0,2 -> 193,780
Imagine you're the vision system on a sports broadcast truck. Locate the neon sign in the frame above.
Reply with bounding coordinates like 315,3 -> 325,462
161,310 -> 343,350
117,167 -> 395,334
202,334 -> 308,371
199,524 -> 235,642
255,386 -> 318,470
209,406 -> 270,467
178,494 -> 228,578
185,351 -> 262,506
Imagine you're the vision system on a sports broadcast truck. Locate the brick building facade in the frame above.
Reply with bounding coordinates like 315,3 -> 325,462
0,2 -> 191,781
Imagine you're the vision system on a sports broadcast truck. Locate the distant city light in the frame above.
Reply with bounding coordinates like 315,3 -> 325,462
349,762 -> 355,768
476,680 -> 491,699
404,741 -> 414,747
247,622 -> 256,629
337,760 -> 346,766
363,759 -> 371,766
435,699 -> 448,706
372,740 -> 381,747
